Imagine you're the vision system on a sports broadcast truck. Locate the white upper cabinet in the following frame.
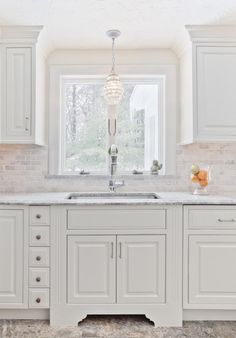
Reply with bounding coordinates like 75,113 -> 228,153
0,26 -> 45,144
180,25 -> 236,143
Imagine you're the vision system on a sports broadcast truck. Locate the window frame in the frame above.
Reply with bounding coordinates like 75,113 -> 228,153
49,64 -> 176,176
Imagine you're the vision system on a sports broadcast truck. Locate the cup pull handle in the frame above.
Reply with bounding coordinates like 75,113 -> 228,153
218,218 -> 235,223
110,242 -> 114,259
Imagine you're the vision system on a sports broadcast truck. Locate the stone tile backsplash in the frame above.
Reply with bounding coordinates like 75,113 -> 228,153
0,143 -> 235,193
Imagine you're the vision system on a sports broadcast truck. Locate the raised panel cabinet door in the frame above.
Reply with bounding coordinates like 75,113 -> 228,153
5,47 -> 32,140
0,210 -> 25,307
196,46 -> 236,140
67,235 -> 116,304
189,235 -> 236,306
117,235 -> 166,304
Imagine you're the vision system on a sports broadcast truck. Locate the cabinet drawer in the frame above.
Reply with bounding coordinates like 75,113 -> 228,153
29,226 -> 50,246
185,206 -> 236,229
29,288 -> 49,308
29,247 -> 50,267
30,206 -> 50,226
29,268 -> 49,288
67,208 -> 166,230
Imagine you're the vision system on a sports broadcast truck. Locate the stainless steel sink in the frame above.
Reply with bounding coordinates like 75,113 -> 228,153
66,192 -> 160,200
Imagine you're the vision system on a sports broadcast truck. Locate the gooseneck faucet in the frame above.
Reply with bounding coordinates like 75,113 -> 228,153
108,144 -> 124,192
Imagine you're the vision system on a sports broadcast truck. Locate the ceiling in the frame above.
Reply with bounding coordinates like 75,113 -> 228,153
0,0 -> 236,53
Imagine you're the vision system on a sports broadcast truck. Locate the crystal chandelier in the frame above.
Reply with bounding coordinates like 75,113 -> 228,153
104,30 -> 124,106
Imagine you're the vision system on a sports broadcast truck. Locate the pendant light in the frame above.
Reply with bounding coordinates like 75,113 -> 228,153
104,29 -> 124,106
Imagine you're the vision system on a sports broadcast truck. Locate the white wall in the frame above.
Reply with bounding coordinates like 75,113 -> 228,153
47,49 -> 178,66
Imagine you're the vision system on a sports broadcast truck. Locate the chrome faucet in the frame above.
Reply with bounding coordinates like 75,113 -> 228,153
108,144 -> 124,192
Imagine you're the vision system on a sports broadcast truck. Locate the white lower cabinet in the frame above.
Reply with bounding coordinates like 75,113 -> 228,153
184,205 -> 236,310
189,235 -> 236,306
67,234 -> 166,305
0,209 -> 27,308
117,235 -> 165,304
51,205 -> 182,327
67,235 -> 116,304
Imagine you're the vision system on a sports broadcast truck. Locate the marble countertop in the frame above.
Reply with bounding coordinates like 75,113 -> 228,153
0,191 -> 235,205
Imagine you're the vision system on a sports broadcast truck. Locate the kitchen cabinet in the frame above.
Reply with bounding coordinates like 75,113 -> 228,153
117,235 -> 165,304
184,205 -> 236,309
180,26 -> 236,143
51,205 -> 182,327
0,209 -> 27,308
67,235 -> 116,304
67,234 -> 165,305
189,235 -> 236,306
0,26 -> 45,144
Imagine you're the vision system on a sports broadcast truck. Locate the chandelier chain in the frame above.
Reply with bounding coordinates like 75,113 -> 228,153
112,37 -> 115,72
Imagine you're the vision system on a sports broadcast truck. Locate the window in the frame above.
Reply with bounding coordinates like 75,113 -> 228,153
49,64 -> 176,176
60,77 -> 163,174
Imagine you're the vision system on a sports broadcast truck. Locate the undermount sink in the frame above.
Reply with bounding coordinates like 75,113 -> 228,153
66,192 -> 160,200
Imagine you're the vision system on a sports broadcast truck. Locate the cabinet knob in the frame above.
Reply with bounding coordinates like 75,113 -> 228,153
36,234 -> 41,240
36,297 -> 41,303
36,214 -> 42,219
36,256 -> 41,261
36,277 -> 41,282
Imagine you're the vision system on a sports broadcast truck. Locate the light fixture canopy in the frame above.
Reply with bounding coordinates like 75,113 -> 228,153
104,29 -> 124,106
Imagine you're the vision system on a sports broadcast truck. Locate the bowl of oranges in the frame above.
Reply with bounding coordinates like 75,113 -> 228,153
190,164 -> 210,195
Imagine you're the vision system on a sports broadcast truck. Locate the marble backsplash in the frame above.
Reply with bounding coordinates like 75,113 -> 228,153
0,143 -> 235,193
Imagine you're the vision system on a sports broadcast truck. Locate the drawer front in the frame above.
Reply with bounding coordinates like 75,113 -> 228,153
29,226 -> 50,246
185,206 -> 236,229
29,288 -> 49,308
67,208 -> 166,230
29,247 -> 50,267
30,206 -> 50,226
29,268 -> 50,288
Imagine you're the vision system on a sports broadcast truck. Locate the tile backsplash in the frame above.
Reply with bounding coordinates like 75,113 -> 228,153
0,143 -> 235,193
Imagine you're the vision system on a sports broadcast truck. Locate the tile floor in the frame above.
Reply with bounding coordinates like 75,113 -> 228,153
0,315 -> 236,338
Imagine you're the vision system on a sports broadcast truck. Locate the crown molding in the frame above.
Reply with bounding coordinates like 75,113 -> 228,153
0,25 -> 43,44
186,25 -> 236,43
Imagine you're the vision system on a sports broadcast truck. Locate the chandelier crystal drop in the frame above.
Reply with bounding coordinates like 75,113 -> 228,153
104,30 -> 124,106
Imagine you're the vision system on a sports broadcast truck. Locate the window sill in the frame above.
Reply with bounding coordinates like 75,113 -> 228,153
45,173 -> 175,180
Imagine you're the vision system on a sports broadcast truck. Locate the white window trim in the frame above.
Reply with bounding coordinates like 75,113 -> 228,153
49,64 -> 177,176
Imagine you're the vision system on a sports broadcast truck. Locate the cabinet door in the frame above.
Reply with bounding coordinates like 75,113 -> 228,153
3,47 -> 33,141
196,46 -> 236,140
67,235 -> 116,304
0,210 -> 26,307
189,235 -> 236,307
117,235 -> 165,304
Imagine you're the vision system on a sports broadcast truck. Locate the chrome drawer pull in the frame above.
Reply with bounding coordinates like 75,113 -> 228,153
110,242 -> 114,259
36,297 -> 41,303
119,242 -> 122,258
36,256 -> 41,261
218,218 -> 235,222
36,235 -> 41,240
36,214 -> 42,219
36,277 -> 41,282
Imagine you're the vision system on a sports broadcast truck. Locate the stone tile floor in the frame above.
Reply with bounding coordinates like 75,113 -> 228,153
0,315 -> 236,338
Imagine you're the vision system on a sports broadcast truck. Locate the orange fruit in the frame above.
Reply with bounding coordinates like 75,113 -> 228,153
197,170 -> 208,180
191,174 -> 199,183
199,179 -> 208,187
